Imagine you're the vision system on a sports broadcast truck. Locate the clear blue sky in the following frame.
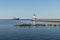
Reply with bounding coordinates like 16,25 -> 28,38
0,0 -> 60,19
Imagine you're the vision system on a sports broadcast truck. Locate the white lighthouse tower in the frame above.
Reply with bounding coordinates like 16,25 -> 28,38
32,14 -> 38,21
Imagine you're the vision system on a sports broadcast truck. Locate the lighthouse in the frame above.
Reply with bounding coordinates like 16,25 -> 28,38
32,14 -> 38,21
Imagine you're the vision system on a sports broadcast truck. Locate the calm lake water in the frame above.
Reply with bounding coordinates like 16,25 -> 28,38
0,19 -> 60,40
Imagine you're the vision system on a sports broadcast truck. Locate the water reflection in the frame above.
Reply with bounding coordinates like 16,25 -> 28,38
1,19 -> 60,40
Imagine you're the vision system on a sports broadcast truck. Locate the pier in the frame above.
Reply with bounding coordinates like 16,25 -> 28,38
15,14 -> 60,26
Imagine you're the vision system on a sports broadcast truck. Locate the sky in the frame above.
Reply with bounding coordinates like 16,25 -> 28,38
0,0 -> 60,19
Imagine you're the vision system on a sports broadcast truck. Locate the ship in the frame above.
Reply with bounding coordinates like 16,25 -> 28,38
12,17 -> 20,20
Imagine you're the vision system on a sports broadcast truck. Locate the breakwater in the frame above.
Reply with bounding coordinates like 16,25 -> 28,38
15,24 -> 60,26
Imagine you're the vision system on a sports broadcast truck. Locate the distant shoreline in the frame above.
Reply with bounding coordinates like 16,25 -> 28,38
0,19 -> 60,22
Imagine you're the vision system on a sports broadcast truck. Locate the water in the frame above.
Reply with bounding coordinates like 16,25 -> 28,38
0,19 -> 60,40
